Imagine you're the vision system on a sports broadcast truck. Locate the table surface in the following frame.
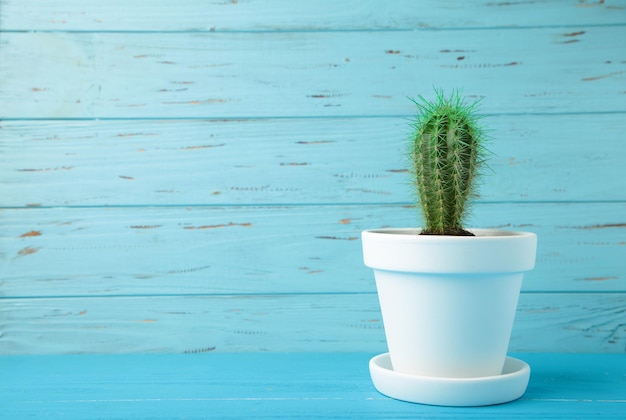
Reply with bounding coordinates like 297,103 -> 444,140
1,352 -> 625,419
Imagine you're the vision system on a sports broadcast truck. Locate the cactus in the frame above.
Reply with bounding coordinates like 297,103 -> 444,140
409,89 -> 489,236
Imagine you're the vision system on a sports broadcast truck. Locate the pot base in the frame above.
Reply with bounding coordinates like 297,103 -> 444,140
369,353 -> 530,407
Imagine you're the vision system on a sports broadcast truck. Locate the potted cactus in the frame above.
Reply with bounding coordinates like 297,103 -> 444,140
362,89 -> 537,406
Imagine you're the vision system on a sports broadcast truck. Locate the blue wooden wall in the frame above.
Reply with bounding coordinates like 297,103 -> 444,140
1,0 -> 625,354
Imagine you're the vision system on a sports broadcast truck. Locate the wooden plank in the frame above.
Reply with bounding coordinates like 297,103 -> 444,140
1,353 -> 626,419
2,203 -> 625,296
2,27 -> 626,118
2,0 -> 624,31
2,113 -> 625,207
0,293 -> 624,354
513,293 -> 626,353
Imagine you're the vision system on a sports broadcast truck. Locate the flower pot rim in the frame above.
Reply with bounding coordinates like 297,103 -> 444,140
362,228 -> 537,273
363,228 -> 535,240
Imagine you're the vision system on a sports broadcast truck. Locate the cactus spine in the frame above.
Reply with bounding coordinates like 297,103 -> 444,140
410,89 -> 488,236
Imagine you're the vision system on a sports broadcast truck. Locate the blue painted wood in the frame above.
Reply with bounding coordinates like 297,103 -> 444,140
1,353 -> 625,418
1,293 -> 624,354
1,114 -> 625,207
1,1 -> 625,355
1,203 -> 625,296
2,0 -> 624,31
2,28 -> 625,118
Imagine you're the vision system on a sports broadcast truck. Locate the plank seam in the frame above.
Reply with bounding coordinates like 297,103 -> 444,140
1,200 -> 625,211
1,291 -> 624,301
2,23 -> 626,34
3,110 -> 626,122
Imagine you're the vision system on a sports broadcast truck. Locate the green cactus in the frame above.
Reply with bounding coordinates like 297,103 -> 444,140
409,89 -> 489,236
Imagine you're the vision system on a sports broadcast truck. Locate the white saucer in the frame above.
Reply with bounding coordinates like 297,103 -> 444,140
369,353 -> 530,407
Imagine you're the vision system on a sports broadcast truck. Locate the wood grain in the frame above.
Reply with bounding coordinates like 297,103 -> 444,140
2,113 -> 625,207
2,353 -> 625,418
2,27 -> 626,119
1,293 -> 624,354
1,203 -> 625,296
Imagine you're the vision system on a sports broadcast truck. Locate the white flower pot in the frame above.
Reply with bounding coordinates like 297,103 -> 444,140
362,228 -> 537,379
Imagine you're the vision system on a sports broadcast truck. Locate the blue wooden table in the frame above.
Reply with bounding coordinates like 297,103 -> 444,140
2,353 -> 625,418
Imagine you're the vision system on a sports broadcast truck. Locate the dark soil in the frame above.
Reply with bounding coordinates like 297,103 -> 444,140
420,228 -> 475,236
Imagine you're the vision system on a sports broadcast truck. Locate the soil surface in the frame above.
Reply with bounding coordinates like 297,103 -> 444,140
420,228 -> 475,236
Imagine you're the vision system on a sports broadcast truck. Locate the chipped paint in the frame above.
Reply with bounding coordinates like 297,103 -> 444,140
524,307 -> 560,314
18,166 -> 73,172
577,0 -> 606,8
296,140 -> 335,145
582,70 -> 625,82
307,94 -> 341,99
564,31 -> 586,37
508,157 -> 533,165
184,347 -> 216,354
116,132 -> 156,137
184,222 -> 252,230
17,247 -> 40,257
346,188 -> 391,195
158,88 -> 189,92
315,236 -> 358,241
180,144 -> 225,150
19,231 -> 42,238
441,61 -> 521,69
579,276 -> 619,281
163,99 -> 229,105
117,103 -> 147,108
572,223 -> 626,230
166,265 -> 211,274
